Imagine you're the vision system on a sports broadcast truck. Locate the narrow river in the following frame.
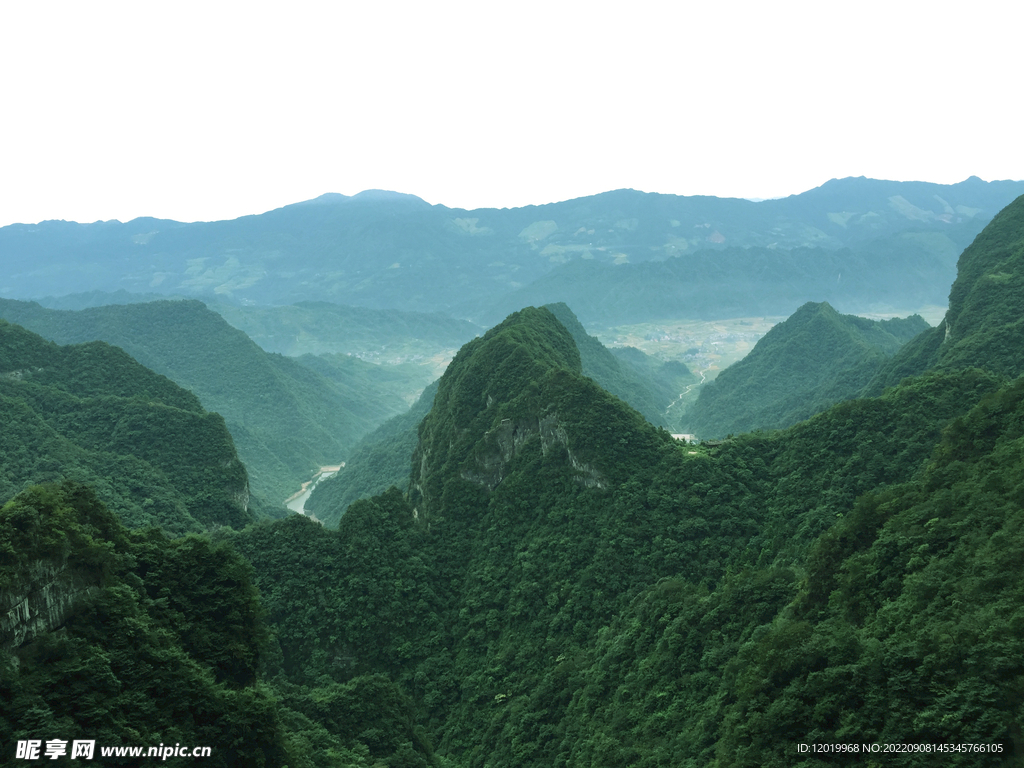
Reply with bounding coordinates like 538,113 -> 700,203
666,369 -> 708,411
285,465 -> 343,515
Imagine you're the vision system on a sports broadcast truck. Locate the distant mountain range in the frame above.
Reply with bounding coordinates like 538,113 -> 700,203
5,185 -> 1024,766
4,177 -> 1023,326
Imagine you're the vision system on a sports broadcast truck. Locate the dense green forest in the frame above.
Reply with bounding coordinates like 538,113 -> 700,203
0,299 -> 416,505
542,302 -> 694,429
688,302 -> 929,438
3,193 -> 1024,766
0,321 -> 252,533
304,381 -> 440,529
306,303 -> 695,529
0,482 -> 433,767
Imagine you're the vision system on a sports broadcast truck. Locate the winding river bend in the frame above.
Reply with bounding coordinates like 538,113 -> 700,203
666,368 -> 708,412
285,465 -> 343,515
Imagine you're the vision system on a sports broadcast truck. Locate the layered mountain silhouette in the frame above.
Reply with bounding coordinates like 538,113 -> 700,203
0,320 -> 252,532
0,299 -> 413,503
4,177 -> 1022,325
867,192 -> 1024,391
5,191 -> 1024,766
687,302 -> 928,437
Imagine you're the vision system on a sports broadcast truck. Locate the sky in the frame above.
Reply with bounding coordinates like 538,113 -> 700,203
1,0 -> 1022,227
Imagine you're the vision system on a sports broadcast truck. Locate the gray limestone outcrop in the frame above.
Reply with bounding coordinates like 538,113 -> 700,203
0,558 -> 99,650
463,413 -> 605,491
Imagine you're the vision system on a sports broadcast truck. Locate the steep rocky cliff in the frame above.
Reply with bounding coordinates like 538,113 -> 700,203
0,559 -> 99,652
461,413 -> 605,492
0,482 -> 289,765
407,307 -> 656,519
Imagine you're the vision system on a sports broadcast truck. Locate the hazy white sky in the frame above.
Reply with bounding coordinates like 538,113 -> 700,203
1,0 -> 1021,226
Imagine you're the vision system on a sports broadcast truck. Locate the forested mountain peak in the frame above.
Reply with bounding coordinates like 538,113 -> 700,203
409,307 -> 581,516
1,317 -> 60,368
782,300 -> 927,351
688,301 -> 929,437
408,306 -> 668,518
0,297 -> 415,505
0,321 -> 252,533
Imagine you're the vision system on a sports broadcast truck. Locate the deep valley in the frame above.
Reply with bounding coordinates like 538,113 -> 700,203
3,180 -> 1024,767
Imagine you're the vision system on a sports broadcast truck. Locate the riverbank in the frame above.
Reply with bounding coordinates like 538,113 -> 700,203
285,465 -> 344,517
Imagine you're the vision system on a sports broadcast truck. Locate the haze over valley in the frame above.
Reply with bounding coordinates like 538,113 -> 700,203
6,0 -> 1024,759
4,178 -> 1024,767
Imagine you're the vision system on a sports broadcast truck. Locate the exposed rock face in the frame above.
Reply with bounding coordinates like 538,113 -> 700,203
0,559 -> 99,650
1,367 -> 43,380
407,306 -> 596,520
233,480 -> 251,515
463,413 -> 605,491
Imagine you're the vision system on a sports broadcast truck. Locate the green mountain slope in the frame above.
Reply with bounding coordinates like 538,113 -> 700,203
0,482 -> 294,767
233,299 -> 1014,764
1,480 -> 441,768
561,371 -> 1024,767
9,191 -> 1024,767
868,193 -> 1024,391
542,302 -> 692,428
688,302 -> 929,438
0,299 -> 412,504
0,321 -> 252,533
304,380 -> 440,528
